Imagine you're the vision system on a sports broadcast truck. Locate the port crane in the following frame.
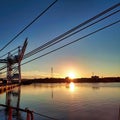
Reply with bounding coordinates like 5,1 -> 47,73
0,38 -> 28,83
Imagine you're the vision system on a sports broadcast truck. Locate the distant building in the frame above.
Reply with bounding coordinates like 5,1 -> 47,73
91,75 -> 99,79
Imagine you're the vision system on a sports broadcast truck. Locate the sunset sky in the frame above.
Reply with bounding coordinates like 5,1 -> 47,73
0,0 -> 120,78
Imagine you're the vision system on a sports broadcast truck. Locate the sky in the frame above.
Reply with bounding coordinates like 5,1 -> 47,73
0,0 -> 120,78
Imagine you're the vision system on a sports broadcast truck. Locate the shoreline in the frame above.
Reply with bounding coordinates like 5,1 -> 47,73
21,77 -> 120,84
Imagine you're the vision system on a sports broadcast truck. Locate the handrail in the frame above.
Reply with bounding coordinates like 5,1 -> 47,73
0,104 -> 34,120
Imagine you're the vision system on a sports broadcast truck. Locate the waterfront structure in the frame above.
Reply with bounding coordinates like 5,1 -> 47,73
0,39 -> 28,84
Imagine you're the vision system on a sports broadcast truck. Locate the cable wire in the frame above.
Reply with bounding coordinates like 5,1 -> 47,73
1,9 -> 119,71
0,65 -> 7,71
23,3 -> 120,59
0,46 -> 21,58
23,9 -> 120,59
21,20 -> 120,66
0,0 -> 58,52
0,3 -> 119,73
1,20 -> 120,74
0,3 -> 120,60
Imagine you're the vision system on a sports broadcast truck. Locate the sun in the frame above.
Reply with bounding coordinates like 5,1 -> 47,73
68,72 -> 75,79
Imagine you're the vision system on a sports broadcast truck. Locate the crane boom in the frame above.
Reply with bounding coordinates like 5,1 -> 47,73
0,38 -> 28,83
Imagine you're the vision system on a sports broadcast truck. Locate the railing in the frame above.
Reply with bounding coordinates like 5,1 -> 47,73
0,104 -> 34,120
0,103 -> 59,120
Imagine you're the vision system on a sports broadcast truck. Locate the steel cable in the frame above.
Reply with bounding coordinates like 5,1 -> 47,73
23,9 -> 120,59
21,20 -> 120,66
0,0 -> 58,52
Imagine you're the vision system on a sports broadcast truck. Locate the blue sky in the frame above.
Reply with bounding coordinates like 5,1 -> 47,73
0,0 -> 120,78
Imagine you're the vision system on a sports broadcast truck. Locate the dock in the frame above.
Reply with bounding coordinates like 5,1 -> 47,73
0,84 -> 19,94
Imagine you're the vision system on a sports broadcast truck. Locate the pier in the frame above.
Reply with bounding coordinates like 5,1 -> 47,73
0,84 -> 18,94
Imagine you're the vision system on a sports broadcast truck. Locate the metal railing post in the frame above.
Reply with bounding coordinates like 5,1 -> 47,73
8,107 -> 12,120
26,109 -> 34,120
30,111 -> 34,120
26,111 -> 30,120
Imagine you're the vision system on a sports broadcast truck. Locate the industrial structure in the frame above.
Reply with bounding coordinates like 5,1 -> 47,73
0,39 -> 28,84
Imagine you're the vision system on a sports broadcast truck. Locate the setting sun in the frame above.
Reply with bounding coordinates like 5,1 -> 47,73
68,72 -> 76,79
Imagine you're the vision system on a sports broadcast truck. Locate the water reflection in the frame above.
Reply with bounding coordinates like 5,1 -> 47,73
51,84 -> 54,99
92,86 -> 100,90
66,82 -> 75,92
0,86 -> 22,120
0,83 -> 120,120
91,83 -> 100,90
69,82 -> 75,92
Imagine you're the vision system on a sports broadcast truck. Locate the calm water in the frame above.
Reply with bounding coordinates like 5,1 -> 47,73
0,83 -> 120,120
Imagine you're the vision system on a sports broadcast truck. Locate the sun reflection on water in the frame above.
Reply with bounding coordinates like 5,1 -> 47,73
69,82 -> 75,92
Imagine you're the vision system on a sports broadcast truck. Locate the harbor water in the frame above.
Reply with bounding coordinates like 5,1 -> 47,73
0,82 -> 120,120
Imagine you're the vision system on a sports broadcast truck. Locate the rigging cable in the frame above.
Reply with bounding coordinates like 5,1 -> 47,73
0,3 -> 120,59
1,19 -> 120,74
0,0 -> 58,52
0,3 -> 119,72
21,20 -> 120,66
23,3 -> 120,59
0,46 -> 21,58
23,9 -> 120,59
0,9 -> 120,71
1,9 -> 120,71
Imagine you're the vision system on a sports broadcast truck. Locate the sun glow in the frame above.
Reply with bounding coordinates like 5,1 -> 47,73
68,72 -> 76,79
